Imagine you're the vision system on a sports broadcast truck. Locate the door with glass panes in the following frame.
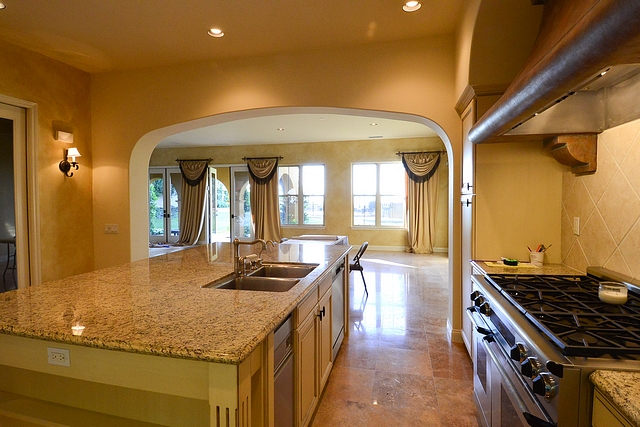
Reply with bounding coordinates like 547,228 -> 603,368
149,167 -> 181,243
230,166 -> 253,241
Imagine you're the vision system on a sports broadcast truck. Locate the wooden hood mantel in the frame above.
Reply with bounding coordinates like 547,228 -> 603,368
468,0 -> 640,145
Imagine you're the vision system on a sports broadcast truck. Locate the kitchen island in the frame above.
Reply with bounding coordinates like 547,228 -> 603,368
0,242 -> 351,426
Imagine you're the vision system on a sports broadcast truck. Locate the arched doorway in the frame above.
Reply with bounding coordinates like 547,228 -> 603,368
131,107 -> 454,262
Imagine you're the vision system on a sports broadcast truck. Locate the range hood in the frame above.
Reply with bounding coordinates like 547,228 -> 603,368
468,0 -> 640,148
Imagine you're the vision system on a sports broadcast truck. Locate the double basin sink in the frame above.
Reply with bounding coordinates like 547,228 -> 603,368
202,263 -> 319,292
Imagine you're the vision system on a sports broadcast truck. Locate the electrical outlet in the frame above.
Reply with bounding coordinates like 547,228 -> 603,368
573,217 -> 580,236
104,224 -> 119,234
47,347 -> 70,367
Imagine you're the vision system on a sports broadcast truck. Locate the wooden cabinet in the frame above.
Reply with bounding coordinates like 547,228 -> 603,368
294,269 -> 335,427
592,388 -> 634,427
296,306 -> 318,427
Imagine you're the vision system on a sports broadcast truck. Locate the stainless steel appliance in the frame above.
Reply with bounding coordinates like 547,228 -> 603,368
331,259 -> 345,359
274,315 -> 294,427
468,267 -> 640,427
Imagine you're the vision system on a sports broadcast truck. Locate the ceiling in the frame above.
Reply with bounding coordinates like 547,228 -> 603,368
0,0 -> 462,147
0,0 -> 465,73
158,113 -> 438,148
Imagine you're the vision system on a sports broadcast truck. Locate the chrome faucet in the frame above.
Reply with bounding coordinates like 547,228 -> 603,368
233,238 -> 266,275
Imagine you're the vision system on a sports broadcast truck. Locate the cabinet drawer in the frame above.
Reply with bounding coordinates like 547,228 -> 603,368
296,288 -> 318,324
318,273 -> 332,298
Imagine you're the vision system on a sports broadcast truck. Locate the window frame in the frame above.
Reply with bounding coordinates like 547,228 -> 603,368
278,164 -> 326,227
351,162 -> 406,229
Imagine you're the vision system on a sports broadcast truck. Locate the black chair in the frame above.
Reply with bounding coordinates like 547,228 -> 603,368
349,242 -> 368,295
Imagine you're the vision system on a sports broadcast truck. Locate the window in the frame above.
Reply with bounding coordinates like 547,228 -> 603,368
352,162 -> 405,227
278,165 -> 325,226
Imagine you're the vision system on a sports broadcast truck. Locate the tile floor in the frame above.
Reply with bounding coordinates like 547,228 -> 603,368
311,250 -> 480,427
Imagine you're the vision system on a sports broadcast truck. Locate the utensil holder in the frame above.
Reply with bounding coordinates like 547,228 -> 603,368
529,252 -> 544,267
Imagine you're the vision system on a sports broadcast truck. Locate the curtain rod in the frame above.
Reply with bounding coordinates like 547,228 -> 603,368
242,156 -> 283,161
175,158 -> 213,162
396,150 -> 446,156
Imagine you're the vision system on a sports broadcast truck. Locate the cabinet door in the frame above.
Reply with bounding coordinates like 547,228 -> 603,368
592,389 -> 633,427
318,288 -> 333,390
461,100 -> 476,357
296,312 -> 318,427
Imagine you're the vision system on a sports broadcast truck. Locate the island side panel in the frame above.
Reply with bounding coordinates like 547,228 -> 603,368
0,334 -> 217,425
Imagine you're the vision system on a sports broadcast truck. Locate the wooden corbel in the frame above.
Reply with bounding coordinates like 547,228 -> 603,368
543,134 -> 597,175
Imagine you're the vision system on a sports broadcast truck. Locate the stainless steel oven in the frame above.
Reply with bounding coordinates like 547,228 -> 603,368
469,306 -> 553,427
468,267 -> 640,427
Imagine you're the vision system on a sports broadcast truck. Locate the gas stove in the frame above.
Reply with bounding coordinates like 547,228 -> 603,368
485,273 -> 640,357
468,266 -> 640,427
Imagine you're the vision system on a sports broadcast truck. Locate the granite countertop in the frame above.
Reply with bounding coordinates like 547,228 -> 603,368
590,370 -> 640,426
0,242 -> 350,365
472,260 -> 583,276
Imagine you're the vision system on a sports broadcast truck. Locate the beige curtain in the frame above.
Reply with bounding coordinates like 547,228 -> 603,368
402,153 -> 441,254
247,158 -> 281,242
175,160 -> 209,245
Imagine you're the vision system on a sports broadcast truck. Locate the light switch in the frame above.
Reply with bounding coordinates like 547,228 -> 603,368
573,217 -> 580,236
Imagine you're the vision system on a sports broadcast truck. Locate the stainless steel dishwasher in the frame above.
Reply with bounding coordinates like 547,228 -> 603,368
274,315 -> 294,427
331,259 -> 345,359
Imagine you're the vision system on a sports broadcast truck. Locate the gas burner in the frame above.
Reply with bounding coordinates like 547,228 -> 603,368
566,332 -> 599,345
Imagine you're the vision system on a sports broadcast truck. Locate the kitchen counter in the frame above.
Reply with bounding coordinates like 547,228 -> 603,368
590,370 -> 640,426
0,242 -> 351,364
472,260 -> 583,276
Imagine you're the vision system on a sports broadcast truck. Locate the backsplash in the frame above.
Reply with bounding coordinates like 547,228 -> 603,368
562,117 -> 640,281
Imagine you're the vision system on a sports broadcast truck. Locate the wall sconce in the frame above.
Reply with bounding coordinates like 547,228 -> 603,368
59,147 -> 81,177
55,130 -> 74,143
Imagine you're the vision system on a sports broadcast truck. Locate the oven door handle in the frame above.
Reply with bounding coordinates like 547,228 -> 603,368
482,338 -> 556,427
466,307 -> 492,336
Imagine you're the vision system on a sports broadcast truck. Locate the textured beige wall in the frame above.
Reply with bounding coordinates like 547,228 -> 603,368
0,40 -> 93,282
561,118 -> 640,279
150,137 -> 449,250
475,141 -> 564,264
468,0 -> 542,87
91,35 -> 460,268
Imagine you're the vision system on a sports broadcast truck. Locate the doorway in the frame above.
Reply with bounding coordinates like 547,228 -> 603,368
209,167 -> 232,242
231,166 -> 253,241
149,167 -> 182,244
0,101 -> 31,291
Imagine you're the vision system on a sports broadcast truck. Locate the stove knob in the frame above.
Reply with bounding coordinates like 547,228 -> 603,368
470,291 -> 481,301
474,296 -> 486,307
521,357 -> 541,379
510,343 -> 527,362
533,373 -> 558,399
478,301 -> 492,316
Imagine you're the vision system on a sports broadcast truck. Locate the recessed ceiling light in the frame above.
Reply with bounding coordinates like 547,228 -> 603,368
207,28 -> 224,38
370,122 -> 378,126
403,1 -> 422,12
0,3 -> 6,10
277,128 -> 285,131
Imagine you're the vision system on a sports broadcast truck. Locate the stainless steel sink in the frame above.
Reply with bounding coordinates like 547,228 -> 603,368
250,263 -> 318,278
203,273 -> 299,292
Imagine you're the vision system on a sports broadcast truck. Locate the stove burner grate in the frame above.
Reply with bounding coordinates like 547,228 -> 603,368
486,273 -> 640,356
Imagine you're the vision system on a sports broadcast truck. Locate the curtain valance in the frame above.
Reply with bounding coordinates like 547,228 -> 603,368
401,153 -> 441,183
247,158 -> 279,184
178,160 -> 209,186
